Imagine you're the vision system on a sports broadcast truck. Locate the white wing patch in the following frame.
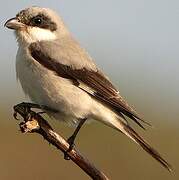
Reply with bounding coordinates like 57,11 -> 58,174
78,81 -> 96,95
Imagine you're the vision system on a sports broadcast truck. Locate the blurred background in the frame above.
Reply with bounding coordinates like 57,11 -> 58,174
0,0 -> 179,179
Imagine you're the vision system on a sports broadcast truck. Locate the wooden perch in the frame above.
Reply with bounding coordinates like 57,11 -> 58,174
13,103 -> 109,180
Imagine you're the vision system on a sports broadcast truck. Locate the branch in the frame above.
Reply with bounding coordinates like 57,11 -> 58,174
13,103 -> 109,180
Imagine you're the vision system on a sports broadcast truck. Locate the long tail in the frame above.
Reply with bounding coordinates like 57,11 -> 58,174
110,118 -> 172,172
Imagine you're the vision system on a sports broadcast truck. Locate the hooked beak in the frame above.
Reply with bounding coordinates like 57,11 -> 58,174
4,17 -> 24,30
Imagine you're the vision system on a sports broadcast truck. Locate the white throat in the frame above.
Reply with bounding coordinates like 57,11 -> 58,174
16,27 -> 57,44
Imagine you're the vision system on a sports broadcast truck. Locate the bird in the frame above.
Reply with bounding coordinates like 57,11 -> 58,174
5,6 -> 171,171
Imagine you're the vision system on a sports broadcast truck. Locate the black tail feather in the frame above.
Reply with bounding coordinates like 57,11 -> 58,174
123,124 -> 172,172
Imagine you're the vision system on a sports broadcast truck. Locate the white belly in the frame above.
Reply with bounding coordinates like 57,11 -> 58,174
16,47 -> 93,124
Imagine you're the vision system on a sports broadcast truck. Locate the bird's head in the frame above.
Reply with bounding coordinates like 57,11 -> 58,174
5,6 -> 68,45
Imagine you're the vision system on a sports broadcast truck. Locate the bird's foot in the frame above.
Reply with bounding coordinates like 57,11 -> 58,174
13,102 -> 58,119
64,135 -> 75,160
13,102 -> 36,121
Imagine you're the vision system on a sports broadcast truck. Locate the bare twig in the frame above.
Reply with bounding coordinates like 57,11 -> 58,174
13,103 -> 109,180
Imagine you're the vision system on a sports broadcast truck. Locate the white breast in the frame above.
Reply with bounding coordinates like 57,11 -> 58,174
16,46 -> 93,124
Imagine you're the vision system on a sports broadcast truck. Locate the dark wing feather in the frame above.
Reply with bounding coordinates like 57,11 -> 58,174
29,42 -> 149,128
28,42 -> 172,171
62,68 -> 151,129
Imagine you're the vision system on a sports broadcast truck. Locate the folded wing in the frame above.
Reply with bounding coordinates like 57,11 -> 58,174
29,41 -> 150,129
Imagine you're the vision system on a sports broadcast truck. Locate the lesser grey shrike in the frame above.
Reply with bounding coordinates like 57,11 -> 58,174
5,6 -> 171,170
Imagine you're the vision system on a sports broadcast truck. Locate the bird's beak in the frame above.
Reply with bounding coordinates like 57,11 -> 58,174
4,17 -> 24,30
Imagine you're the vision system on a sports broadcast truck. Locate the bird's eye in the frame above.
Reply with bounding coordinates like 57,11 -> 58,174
33,17 -> 43,25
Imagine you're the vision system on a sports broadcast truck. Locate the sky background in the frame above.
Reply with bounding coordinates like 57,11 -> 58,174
0,0 -> 179,180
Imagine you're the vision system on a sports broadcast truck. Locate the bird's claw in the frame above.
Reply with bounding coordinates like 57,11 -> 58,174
13,111 -> 19,120
13,102 -> 34,122
64,136 -> 75,160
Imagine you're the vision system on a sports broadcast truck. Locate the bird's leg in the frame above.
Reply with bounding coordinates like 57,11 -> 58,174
20,102 -> 42,109
64,118 -> 87,160
13,102 -> 58,121
67,118 -> 87,148
14,102 -> 58,114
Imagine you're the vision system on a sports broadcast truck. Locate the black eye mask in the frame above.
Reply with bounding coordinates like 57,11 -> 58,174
17,12 -> 57,31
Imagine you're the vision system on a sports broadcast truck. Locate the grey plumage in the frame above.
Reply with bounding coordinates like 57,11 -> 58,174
29,40 -> 147,128
5,6 -> 172,171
